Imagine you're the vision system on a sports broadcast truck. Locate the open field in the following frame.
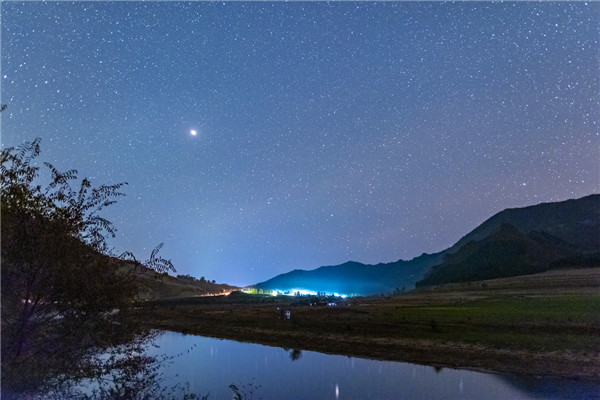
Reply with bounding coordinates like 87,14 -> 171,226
130,268 -> 600,380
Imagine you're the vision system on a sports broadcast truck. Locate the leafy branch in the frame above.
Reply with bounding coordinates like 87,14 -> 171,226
120,242 -> 176,275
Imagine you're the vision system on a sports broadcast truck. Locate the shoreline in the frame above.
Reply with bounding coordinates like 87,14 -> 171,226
141,321 -> 600,382
131,269 -> 600,381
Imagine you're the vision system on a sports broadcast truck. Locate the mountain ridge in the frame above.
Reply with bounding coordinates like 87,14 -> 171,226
447,194 -> 600,253
416,222 -> 591,287
255,194 -> 600,295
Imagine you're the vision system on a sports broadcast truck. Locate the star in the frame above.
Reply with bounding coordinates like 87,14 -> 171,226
2,1 -> 596,286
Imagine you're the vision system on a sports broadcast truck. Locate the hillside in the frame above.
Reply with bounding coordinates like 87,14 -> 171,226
255,253 -> 443,296
255,194 -> 599,295
447,194 -> 600,253
121,263 -> 239,299
417,194 -> 600,287
416,223 -> 595,287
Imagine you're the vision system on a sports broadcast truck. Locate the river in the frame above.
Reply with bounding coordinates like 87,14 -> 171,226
145,331 -> 599,400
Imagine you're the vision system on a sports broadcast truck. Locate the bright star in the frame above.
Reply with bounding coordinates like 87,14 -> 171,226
190,129 -> 197,136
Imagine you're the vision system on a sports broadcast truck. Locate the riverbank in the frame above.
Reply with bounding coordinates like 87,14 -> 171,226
130,268 -> 600,381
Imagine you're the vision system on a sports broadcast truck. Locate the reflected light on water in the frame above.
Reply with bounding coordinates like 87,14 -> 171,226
147,331 -> 600,400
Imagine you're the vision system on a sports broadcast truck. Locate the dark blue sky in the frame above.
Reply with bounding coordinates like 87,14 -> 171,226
2,1 -> 598,286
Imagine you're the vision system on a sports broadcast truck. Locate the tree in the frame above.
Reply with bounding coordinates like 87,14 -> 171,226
1,138 -> 144,394
1,137 -> 127,252
120,242 -> 176,276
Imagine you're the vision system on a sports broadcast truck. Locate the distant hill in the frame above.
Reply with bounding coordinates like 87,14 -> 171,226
446,194 -> 600,253
121,263 -> 239,299
255,253 -> 443,296
417,194 -> 600,287
255,194 -> 599,295
416,223 -> 597,287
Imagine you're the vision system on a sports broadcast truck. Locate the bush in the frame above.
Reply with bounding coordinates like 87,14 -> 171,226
1,139 -> 137,393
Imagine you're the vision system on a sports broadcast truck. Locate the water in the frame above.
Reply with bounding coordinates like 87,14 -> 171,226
146,331 -> 600,400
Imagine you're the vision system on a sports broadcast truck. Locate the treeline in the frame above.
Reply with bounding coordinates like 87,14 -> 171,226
177,274 -> 216,284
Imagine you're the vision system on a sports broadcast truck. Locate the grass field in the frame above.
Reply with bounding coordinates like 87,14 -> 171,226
130,268 -> 600,380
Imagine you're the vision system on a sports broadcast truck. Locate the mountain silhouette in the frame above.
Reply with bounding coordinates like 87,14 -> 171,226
255,194 -> 600,295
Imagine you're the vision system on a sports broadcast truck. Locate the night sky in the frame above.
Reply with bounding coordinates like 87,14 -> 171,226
2,1 -> 598,286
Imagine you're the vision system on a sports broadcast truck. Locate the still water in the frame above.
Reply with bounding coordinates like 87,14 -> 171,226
146,331 -> 599,400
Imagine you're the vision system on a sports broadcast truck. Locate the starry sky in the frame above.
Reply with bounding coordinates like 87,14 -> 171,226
2,1 -> 598,286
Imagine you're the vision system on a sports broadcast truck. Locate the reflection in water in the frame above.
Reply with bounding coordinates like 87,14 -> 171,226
290,348 -> 302,361
1,313 -> 155,399
70,341 -> 207,400
147,331 -> 600,400
12,326 -> 596,400
229,380 -> 262,400
499,375 -> 600,400
1,325 -> 204,400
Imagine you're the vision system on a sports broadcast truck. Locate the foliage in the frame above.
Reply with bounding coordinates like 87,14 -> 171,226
0,138 -> 177,396
177,273 -> 199,282
120,242 -> 176,275
1,137 -> 127,252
